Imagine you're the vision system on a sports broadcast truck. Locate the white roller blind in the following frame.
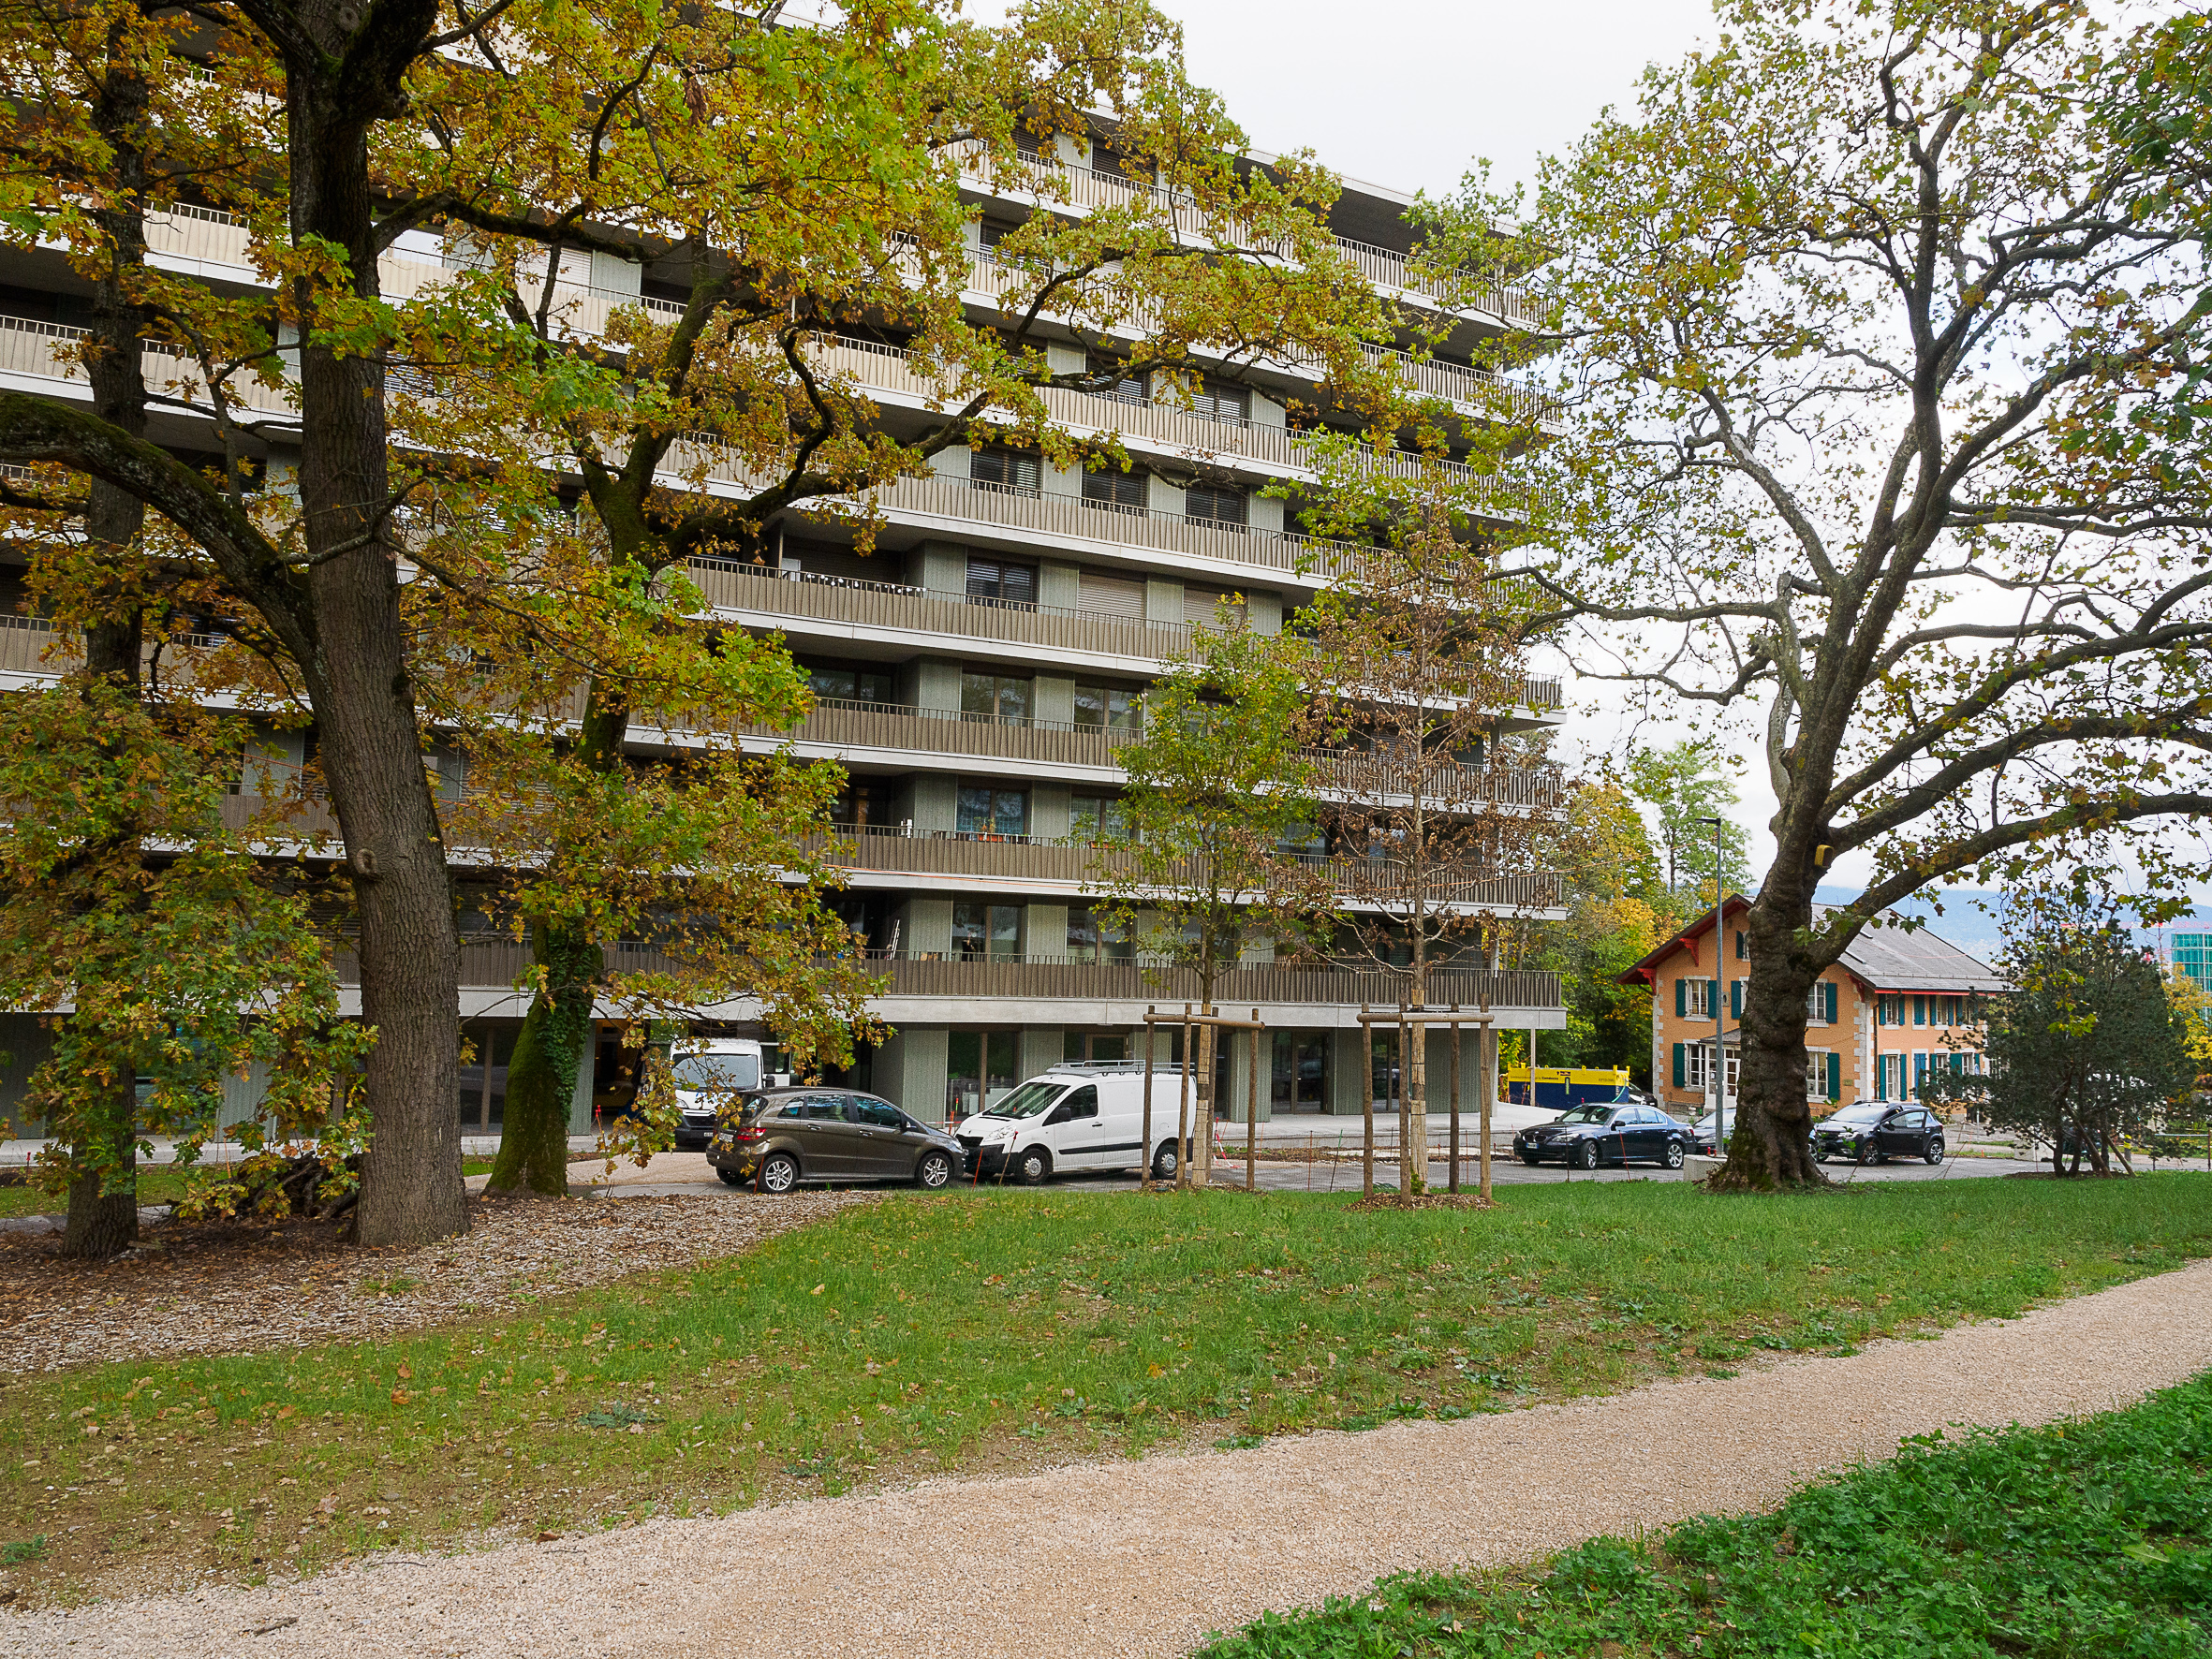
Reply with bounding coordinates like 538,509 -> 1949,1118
1078,572 -> 1145,619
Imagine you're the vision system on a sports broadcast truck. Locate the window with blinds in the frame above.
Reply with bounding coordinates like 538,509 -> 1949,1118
971,445 -> 1040,495
1190,375 -> 1249,422
1086,349 -> 1147,404
1077,572 -> 1145,618
1185,481 -> 1248,526
1082,463 -> 1147,512
965,556 -> 1037,609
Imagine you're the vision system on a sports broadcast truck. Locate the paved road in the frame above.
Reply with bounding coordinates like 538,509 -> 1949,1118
562,1143 -> 2084,1202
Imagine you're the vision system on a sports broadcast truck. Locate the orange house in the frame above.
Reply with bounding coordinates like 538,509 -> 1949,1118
1617,895 -> 2007,1119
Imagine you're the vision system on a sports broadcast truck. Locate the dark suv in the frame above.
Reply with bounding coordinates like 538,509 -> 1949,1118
1811,1102 -> 1946,1165
706,1088 -> 964,1192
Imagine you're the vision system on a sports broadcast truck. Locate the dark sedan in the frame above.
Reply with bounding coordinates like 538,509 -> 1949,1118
706,1087 -> 964,1192
1514,1101 -> 1693,1170
1811,1102 -> 1946,1165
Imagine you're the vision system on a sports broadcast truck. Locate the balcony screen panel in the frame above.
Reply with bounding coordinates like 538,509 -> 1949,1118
1077,573 -> 1145,619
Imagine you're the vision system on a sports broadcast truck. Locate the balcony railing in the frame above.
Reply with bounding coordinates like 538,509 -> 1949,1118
860,950 -> 1563,1012
0,312 -> 295,419
803,335 -> 1541,518
954,146 -> 1540,325
757,695 -> 1558,802
686,555 -> 1200,664
816,823 -> 1563,909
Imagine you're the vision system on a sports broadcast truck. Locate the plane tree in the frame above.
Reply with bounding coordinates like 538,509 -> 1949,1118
1424,0 -> 2212,1188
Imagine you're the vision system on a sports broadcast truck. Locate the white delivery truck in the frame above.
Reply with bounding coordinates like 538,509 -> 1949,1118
955,1062 -> 1194,1184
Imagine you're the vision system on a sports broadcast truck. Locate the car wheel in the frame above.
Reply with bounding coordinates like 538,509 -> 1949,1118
1151,1142 -> 1178,1182
1575,1140 -> 1600,1171
914,1150 -> 954,1189
1016,1146 -> 1053,1185
1924,1137 -> 1944,1166
1811,1149 -> 1827,1164
759,1152 -> 799,1195
1855,1141 -> 1875,1166
715,1167 -> 745,1187
1663,1140 -> 1686,1170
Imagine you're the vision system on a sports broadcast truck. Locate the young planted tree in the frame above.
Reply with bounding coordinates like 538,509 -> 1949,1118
1625,740 -> 1750,914
1295,502 -> 1556,1190
1922,894 -> 2193,1176
1427,0 -> 2212,1187
1088,614 -> 1334,1188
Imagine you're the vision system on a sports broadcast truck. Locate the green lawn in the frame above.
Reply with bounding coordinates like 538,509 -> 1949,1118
0,1158 -> 500,1220
1198,1368 -> 2212,1657
3,1175 -> 2209,1602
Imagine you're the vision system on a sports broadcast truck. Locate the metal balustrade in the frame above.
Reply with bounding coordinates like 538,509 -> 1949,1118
0,312 -> 295,418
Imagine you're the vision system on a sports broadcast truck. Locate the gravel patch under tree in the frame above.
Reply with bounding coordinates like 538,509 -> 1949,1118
0,1191 -> 876,1374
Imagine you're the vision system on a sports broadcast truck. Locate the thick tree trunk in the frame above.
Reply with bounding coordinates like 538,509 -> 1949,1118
60,47 -> 150,1260
289,61 -> 464,1247
1711,877 -> 1827,1191
487,923 -> 598,1195
59,1094 -> 139,1259
486,680 -> 628,1196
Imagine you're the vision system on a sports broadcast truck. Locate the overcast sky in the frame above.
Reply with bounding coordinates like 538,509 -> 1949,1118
1158,0 -> 1719,199
949,1 -> 2210,918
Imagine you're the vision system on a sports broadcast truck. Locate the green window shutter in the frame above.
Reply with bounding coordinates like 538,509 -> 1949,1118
1733,930 -> 1747,961
1672,1043 -> 1686,1088
1675,977 -> 1687,1018
1824,983 -> 1838,1024
1730,979 -> 1743,1018
1827,1052 -> 1841,1100
1914,995 -> 1925,1027
1875,1055 -> 1888,1100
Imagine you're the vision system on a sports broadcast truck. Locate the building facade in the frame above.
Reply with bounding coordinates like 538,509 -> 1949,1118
0,116 -> 1569,1136
1620,897 -> 2007,1119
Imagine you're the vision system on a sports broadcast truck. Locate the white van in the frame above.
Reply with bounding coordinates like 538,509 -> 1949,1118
670,1038 -> 763,1150
955,1062 -> 1195,1184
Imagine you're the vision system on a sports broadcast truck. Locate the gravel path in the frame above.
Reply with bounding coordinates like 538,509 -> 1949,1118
0,1192 -> 874,1373
11,1255 -> 2211,1659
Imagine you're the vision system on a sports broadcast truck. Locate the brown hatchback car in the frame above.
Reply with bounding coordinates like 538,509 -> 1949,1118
706,1087 -> 964,1193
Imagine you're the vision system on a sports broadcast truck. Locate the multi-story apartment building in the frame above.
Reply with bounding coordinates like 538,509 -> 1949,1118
0,125 -> 1569,1137
1620,895 -> 2007,1118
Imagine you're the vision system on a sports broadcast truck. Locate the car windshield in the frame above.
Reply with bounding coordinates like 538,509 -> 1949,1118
981,1081 -> 1066,1119
1826,1104 -> 1888,1126
671,1052 -> 759,1092
1552,1104 -> 1615,1124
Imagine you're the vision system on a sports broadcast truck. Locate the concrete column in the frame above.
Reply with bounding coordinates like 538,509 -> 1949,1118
906,773 -> 956,834
902,896 -> 953,957
1018,1027 -> 1062,1085
1248,494 -> 1284,534
928,448 -> 971,481
912,658 -> 964,714
918,543 -> 969,595
1221,1023 -> 1270,1123
1245,590 -> 1283,635
1144,578 -> 1184,624
1031,782 -> 1072,842
1043,460 -> 1081,500
1147,475 -> 1186,516
1249,389 -> 1288,430
1025,902 -> 1069,959
1033,673 -> 1075,726
875,1027 -> 951,1122
1039,558 -> 1080,612
1329,1027 -> 1367,1118
1045,342 -> 1085,375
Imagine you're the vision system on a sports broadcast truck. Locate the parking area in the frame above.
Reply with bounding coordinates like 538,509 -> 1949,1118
546,1131 -> 2088,1200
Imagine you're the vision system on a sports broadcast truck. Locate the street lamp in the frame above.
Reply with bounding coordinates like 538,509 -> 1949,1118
1701,815 -> 1726,1152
